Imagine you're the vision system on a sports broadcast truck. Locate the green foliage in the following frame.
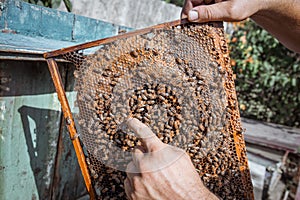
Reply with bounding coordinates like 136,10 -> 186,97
229,20 -> 300,127
22,0 -> 72,12
62,0 -> 72,12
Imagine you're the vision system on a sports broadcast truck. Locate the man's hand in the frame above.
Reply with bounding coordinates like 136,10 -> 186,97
181,0 -> 300,53
181,0 -> 266,22
124,118 -> 218,200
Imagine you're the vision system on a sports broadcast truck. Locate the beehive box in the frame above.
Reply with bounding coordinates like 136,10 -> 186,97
45,19 -> 254,199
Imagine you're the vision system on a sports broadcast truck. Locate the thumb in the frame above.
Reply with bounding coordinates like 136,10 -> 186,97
126,118 -> 165,152
188,2 -> 236,22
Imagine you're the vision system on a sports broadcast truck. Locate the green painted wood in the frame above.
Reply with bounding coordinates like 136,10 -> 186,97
51,115 -> 88,200
0,61 -> 61,199
73,15 -> 118,42
0,61 -> 85,199
0,0 -> 126,43
0,1 -> 8,29
1,0 -> 73,40
49,64 -> 87,200
0,1 -> 133,199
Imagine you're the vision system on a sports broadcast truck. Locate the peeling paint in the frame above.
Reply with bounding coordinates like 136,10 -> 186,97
0,101 -> 6,121
0,128 -> 4,144
44,159 -> 53,187
0,92 -> 77,112
1,0 -> 125,42
0,2 -> 5,12
0,0 -> 129,198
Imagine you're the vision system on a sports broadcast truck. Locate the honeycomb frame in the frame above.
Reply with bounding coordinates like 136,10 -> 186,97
45,19 -> 254,200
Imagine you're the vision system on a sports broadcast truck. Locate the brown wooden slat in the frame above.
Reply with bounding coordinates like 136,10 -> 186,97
43,19 -> 222,58
46,58 -> 96,199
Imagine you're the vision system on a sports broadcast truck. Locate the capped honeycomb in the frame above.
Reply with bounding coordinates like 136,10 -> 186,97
62,21 -> 253,199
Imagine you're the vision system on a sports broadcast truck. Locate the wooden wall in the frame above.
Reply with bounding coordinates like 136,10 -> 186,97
0,0 -> 131,199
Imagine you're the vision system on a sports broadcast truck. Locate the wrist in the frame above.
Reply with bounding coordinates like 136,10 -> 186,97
251,0 -> 290,19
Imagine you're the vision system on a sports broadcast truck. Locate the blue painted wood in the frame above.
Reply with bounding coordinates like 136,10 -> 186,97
40,7 -> 74,41
0,61 -> 64,199
0,61 -> 87,199
73,15 -> 118,42
0,0 -> 133,199
5,0 -> 42,37
0,32 -> 81,53
0,0 -> 128,43
0,1 -> 8,28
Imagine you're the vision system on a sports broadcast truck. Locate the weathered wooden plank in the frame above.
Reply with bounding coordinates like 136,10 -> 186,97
44,19 -> 222,58
0,1 -> 135,199
47,58 -> 95,198
51,119 -> 87,200
40,8 -> 74,41
242,118 -> 300,153
0,32 -> 77,53
296,177 -> 300,200
0,60 -> 87,199
248,161 -> 266,200
1,0 -> 74,40
0,0 -> 127,43
73,15 -> 119,42
0,0 -> 131,62
50,64 -> 87,199
4,0 -> 41,36
0,61 -> 62,199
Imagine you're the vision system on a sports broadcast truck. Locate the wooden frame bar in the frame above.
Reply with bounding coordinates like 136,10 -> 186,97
46,58 -> 96,199
44,19 -> 222,59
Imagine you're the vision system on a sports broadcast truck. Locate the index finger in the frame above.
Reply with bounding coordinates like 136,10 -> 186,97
126,118 -> 165,152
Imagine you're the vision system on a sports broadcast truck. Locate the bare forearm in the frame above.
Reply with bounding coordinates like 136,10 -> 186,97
251,0 -> 300,53
182,0 -> 300,53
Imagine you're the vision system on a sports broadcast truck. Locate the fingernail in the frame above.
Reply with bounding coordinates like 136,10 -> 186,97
188,10 -> 199,21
